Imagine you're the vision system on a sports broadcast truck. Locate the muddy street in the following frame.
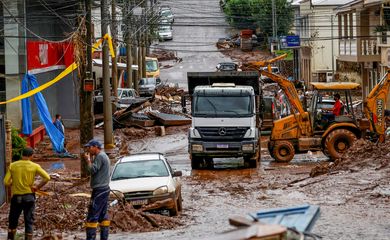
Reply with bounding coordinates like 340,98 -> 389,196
106,131 -> 390,240
1,126 -> 390,239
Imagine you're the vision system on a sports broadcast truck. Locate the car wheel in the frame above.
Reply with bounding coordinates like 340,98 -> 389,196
177,192 -> 183,212
169,197 -> 179,216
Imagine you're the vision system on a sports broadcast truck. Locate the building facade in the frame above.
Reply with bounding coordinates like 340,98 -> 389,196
297,0 -> 352,87
0,0 -> 82,128
336,0 -> 384,101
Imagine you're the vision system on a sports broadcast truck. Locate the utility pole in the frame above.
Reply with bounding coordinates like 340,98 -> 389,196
272,0 -> 278,50
133,37 -> 139,84
126,1 -> 133,88
111,0 -> 118,95
331,15 -> 335,81
142,33 -> 147,78
136,33 -> 142,91
80,0 -> 94,177
137,32 -> 143,80
101,0 -> 114,149
141,9 -> 148,78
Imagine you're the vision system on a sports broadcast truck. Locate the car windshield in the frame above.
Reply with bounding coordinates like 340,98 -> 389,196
193,96 -> 252,117
117,89 -> 122,97
161,10 -> 172,17
146,60 -> 158,72
111,159 -> 169,180
139,78 -> 156,85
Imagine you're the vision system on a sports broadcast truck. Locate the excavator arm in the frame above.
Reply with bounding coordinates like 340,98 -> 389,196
242,54 -> 288,71
364,70 -> 390,142
260,70 -> 312,136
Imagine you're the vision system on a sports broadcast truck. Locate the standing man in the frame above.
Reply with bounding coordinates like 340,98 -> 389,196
53,114 -> 65,135
4,147 -> 50,240
84,139 -> 111,240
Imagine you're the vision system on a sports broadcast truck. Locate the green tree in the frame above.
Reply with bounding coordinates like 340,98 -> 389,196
224,0 -> 257,29
253,0 -> 294,37
224,0 -> 294,37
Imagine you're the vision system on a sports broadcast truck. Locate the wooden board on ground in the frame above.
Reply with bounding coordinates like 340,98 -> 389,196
147,112 -> 191,126
130,119 -> 155,127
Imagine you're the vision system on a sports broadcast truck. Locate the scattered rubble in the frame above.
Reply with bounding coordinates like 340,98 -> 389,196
310,138 -> 390,177
0,171 -> 183,239
111,84 -> 190,134
149,49 -> 180,62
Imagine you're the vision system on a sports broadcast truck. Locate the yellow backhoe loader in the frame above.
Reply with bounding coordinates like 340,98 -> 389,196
260,69 -> 390,162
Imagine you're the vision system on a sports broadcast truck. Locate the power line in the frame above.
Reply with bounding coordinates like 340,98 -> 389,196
1,0 -> 86,43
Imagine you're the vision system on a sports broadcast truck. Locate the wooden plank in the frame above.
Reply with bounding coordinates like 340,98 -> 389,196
147,112 -> 191,126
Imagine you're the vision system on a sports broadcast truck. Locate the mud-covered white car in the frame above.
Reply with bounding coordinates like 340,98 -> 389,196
110,152 -> 183,216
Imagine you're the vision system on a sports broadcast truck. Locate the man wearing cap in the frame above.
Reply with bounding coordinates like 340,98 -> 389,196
84,139 -> 111,240
4,147 -> 50,240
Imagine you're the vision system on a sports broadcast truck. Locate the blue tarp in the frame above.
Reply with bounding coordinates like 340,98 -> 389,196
21,74 -> 65,153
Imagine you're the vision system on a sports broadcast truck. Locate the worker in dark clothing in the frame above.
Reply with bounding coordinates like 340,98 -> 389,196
84,139 -> 111,240
4,147 -> 50,240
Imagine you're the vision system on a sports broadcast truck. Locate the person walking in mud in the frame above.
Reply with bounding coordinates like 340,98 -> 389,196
4,147 -> 50,240
84,139 -> 111,240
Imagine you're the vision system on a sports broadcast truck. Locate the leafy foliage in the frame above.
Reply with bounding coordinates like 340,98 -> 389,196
223,0 -> 294,36
224,0 -> 257,29
11,128 -> 27,161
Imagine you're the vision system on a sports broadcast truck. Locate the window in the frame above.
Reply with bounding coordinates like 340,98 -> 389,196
146,60 -> 158,72
193,96 -> 252,117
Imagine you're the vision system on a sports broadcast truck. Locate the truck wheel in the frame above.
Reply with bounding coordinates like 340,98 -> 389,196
205,157 -> 214,169
191,155 -> 202,169
273,141 -> 295,163
244,154 -> 258,168
325,129 -> 356,160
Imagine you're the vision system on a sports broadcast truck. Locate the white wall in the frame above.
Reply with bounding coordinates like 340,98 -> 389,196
299,2 -> 340,80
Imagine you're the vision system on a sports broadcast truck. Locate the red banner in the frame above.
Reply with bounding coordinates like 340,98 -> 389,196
27,41 -> 74,71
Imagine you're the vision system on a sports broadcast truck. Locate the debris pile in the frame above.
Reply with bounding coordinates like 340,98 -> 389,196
216,36 -> 239,49
155,84 -> 184,104
111,84 -> 189,130
149,49 -> 178,61
310,139 -> 390,177
0,174 -> 182,238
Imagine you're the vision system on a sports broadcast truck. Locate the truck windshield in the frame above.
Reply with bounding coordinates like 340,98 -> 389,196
193,96 -> 253,117
146,60 -> 158,72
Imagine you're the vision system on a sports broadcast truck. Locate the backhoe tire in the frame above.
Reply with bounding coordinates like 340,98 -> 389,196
325,129 -> 357,161
272,141 -> 295,163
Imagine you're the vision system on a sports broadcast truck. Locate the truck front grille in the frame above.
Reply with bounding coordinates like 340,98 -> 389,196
197,127 -> 249,141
